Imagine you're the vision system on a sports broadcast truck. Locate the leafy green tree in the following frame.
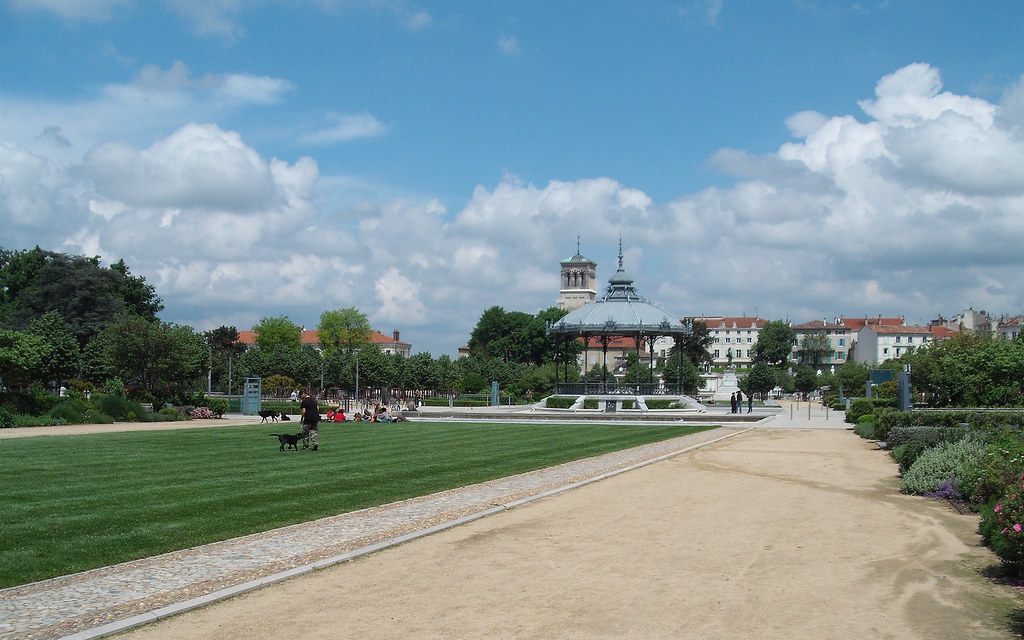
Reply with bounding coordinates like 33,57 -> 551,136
102,315 -> 209,402
353,344 -> 391,390
469,306 -> 573,366
904,333 -> 1024,407
798,333 -> 832,367
621,352 -> 651,384
405,352 -> 439,391
753,320 -> 796,367
107,258 -> 164,319
833,360 -> 869,397
26,311 -> 81,386
435,354 -> 461,395
252,316 -> 301,352
678,319 -> 714,370
0,248 -> 162,345
662,349 -> 702,394
0,328 -> 46,387
743,361 -> 778,399
317,308 -> 372,353
204,326 -> 246,394
793,364 -> 819,399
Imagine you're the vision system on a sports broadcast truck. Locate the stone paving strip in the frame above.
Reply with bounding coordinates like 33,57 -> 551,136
0,426 -> 747,640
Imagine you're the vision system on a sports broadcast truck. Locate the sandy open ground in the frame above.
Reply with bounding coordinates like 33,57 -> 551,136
112,427 -> 1022,640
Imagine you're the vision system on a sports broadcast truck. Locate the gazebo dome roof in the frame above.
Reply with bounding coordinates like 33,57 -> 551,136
549,248 -> 687,337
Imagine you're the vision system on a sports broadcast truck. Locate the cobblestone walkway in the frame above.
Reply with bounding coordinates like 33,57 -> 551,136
0,427 -> 746,640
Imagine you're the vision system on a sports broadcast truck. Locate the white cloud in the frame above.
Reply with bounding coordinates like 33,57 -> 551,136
299,113 -> 390,145
498,35 -> 521,55
6,0 -> 130,20
375,268 -> 426,323
5,62 -> 1024,356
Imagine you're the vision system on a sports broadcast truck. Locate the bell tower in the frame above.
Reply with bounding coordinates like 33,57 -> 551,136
558,237 -> 597,311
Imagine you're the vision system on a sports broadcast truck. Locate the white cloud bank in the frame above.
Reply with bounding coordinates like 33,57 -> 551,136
3,62 -> 1024,356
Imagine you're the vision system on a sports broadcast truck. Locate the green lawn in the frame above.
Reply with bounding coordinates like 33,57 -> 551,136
0,421 -> 713,588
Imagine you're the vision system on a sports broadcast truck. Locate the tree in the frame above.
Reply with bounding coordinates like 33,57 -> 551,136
26,311 -> 80,386
317,308 -> 372,353
793,364 -> 819,399
0,248 -> 162,344
662,349 -> 702,394
468,306 -> 572,366
0,328 -> 46,387
753,320 -> 795,367
435,354 -> 461,395
252,316 -> 301,352
102,315 -> 209,402
678,319 -> 714,370
833,360 -> 870,397
799,333 -> 832,368
108,258 -> 164,320
904,333 -> 1024,407
204,326 -> 247,394
743,361 -> 779,399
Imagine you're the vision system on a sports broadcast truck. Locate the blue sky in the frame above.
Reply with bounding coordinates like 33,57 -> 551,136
3,1 -> 1024,357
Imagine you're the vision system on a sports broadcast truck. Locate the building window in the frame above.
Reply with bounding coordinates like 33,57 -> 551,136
725,338 -> 731,343
714,349 -> 720,358
838,338 -> 845,347
883,347 -> 889,355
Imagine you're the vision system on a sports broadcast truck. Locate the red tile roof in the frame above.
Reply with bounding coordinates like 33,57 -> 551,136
867,325 -> 932,335
839,317 -> 904,331
692,316 -> 768,330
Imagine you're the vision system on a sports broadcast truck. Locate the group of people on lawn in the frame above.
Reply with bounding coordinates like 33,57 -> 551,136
325,404 -> 395,423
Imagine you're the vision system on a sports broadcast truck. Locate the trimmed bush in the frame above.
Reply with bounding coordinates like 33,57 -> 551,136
891,441 -> 928,474
203,396 -> 229,418
846,397 -> 897,424
887,425 -> 967,450
0,407 -> 15,429
93,393 -> 149,422
545,397 -> 575,409
853,421 -> 875,439
900,436 -> 988,495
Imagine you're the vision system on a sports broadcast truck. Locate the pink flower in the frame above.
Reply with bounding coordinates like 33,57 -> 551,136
1003,528 -> 1009,535
1014,524 -> 1022,533
996,503 -> 1003,513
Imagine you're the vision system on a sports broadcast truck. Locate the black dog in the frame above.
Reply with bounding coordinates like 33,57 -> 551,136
279,413 -> 291,421
270,432 -> 304,451
259,409 -> 280,423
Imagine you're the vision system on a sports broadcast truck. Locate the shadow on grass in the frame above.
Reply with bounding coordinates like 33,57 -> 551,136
980,563 -> 1024,636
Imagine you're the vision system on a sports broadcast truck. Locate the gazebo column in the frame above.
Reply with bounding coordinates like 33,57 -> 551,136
601,337 -> 609,394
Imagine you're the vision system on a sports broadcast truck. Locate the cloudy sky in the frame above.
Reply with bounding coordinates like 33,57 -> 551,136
3,1 -> 1024,356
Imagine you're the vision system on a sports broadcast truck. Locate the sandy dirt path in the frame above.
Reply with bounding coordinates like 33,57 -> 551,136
117,428 -> 1022,640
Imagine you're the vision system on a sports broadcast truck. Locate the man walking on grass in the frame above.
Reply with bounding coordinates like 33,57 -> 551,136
299,392 -> 320,451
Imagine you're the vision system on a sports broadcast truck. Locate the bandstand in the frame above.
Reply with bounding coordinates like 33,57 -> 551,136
547,246 -> 694,402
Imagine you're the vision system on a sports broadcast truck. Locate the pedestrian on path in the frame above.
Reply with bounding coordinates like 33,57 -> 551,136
747,393 -> 753,413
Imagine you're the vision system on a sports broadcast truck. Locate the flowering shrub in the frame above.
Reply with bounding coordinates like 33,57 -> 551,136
980,476 -> 1024,575
189,407 -> 215,419
899,436 -> 987,495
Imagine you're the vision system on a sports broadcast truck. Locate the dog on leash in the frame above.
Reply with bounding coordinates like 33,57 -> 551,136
270,432 -> 304,451
280,413 -> 291,421
259,409 -> 280,423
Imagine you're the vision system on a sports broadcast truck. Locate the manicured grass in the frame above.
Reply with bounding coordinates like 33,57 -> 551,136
0,421 -> 712,588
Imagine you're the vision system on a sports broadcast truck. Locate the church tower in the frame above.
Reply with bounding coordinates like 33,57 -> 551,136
558,239 -> 597,311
